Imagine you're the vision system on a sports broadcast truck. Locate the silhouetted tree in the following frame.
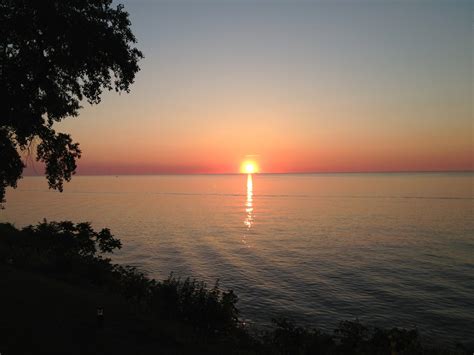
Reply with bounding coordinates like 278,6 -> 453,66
0,0 -> 143,205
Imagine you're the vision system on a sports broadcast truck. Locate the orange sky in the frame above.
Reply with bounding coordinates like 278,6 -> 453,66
24,1 -> 473,175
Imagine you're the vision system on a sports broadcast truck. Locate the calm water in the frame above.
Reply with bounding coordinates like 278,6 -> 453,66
2,173 -> 473,344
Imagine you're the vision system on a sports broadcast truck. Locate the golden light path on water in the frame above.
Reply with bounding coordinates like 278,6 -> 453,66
243,174 -> 254,246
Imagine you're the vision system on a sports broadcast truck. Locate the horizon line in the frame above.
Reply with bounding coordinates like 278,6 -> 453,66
22,169 -> 474,177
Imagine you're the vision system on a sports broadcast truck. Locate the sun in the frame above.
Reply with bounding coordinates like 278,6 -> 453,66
241,160 -> 259,174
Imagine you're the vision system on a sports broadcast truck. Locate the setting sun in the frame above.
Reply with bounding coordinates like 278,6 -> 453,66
1,2 -> 472,352
241,161 -> 259,174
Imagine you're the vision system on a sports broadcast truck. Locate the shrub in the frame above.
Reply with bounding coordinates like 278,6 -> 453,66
0,221 -> 468,353
0,221 -> 241,337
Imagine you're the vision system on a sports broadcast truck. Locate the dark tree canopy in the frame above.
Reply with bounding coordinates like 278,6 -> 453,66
0,0 -> 143,205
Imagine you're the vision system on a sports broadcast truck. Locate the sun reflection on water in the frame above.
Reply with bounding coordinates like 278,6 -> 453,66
243,174 -> 254,246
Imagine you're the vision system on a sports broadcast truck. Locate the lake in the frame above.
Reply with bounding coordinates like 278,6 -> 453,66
2,173 -> 473,345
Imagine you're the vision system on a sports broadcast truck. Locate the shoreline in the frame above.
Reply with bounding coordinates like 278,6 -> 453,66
1,221 -> 472,354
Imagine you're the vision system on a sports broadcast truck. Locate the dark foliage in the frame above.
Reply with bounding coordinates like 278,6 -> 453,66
0,220 -> 120,280
261,318 -> 469,355
149,276 -> 240,334
0,222 -> 469,354
0,221 -> 242,339
0,128 -> 24,205
261,318 -> 334,354
0,0 -> 143,205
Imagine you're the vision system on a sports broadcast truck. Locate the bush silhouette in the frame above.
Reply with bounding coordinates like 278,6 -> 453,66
0,221 -> 469,354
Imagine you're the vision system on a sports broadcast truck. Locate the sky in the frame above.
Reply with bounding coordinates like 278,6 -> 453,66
47,0 -> 472,174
